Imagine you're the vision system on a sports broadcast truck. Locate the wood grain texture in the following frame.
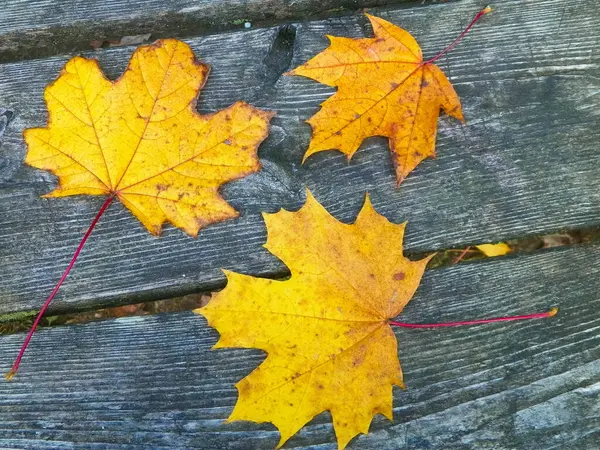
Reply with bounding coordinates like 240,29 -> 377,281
1,0 -> 600,315
0,0 -> 415,62
1,244 -> 599,449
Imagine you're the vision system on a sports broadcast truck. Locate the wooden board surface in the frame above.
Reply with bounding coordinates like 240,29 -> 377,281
1,0 -> 600,315
0,0 -> 414,62
1,244 -> 598,448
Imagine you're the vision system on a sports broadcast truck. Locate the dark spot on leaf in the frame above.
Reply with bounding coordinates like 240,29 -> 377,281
157,183 -> 169,192
224,139 -> 232,145
421,80 -> 430,88
237,382 -> 248,395
393,272 -> 405,281
414,151 -> 422,157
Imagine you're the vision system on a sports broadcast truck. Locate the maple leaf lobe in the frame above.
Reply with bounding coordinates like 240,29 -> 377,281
289,14 -> 463,184
198,190 -> 431,449
24,39 -> 274,236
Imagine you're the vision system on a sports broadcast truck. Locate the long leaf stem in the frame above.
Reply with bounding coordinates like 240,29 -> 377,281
389,307 -> 558,329
425,6 -> 492,65
6,195 -> 115,380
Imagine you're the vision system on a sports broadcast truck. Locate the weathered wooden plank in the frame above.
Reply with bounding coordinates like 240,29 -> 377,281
0,0 -> 416,62
1,245 -> 599,448
1,0 -> 600,316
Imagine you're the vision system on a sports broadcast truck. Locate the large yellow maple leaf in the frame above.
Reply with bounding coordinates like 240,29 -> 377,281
24,39 -> 273,236
198,191 -> 431,449
288,11 -> 492,184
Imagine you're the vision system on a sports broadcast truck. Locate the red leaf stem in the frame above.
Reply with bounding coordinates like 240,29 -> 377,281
6,195 -> 115,380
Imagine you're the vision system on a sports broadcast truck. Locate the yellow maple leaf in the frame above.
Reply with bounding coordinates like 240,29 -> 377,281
24,39 -> 274,236
476,242 -> 511,257
289,9 -> 490,184
197,191 -> 432,449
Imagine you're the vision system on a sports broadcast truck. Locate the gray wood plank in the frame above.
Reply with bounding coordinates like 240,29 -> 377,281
1,244 -> 599,449
0,0 -> 415,62
1,0 -> 600,316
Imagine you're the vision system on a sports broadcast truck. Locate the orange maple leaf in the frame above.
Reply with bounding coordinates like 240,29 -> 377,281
8,39 -> 273,380
198,191 -> 432,449
289,8 -> 491,184
24,39 -> 274,236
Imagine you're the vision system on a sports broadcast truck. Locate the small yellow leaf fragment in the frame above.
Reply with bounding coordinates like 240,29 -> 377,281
197,190 -> 431,449
24,39 -> 274,236
475,243 -> 511,257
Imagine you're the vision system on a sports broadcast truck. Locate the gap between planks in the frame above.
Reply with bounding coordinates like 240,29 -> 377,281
1,226 -> 597,335
0,0 -> 447,64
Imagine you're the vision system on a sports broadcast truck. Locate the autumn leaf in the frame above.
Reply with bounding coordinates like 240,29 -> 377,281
289,8 -> 491,184
197,189 -> 557,448
24,38 -> 273,236
476,242 -> 511,257
8,39 -> 273,379
197,191 -> 432,449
